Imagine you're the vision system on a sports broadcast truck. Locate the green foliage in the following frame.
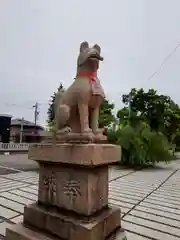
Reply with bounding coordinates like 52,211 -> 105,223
48,119 -> 57,136
108,87 -> 180,167
122,88 -> 180,139
164,108 -> 180,141
99,99 -> 115,128
117,107 -> 145,127
116,107 -> 129,125
172,132 -> 180,151
108,122 -> 174,167
47,83 -> 64,128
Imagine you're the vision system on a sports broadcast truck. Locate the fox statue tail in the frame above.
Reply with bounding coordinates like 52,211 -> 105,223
54,91 -> 70,128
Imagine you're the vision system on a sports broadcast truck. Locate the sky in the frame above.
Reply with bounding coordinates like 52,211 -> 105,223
0,0 -> 180,127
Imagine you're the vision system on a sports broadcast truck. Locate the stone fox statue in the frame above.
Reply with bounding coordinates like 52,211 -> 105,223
54,41 -> 105,136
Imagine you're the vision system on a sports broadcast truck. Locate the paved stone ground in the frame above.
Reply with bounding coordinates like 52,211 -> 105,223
0,161 -> 179,239
0,154 -> 38,173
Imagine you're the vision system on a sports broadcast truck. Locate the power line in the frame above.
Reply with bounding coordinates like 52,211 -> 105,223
0,101 -> 49,109
128,42 -> 180,116
148,42 -> 180,81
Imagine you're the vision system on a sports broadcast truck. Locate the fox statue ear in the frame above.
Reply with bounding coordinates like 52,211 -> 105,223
80,41 -> 89,52
93,44 -> 101,54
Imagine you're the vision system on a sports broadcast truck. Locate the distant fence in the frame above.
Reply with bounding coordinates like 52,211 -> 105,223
0,143 -> 30,152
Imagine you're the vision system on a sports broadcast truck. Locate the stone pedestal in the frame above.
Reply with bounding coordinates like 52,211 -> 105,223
5,143 -> 126,240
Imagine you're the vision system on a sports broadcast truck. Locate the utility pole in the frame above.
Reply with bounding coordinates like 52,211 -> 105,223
33,103 -> 39,141
20,117 -> 24,143
33,102 -> 39,126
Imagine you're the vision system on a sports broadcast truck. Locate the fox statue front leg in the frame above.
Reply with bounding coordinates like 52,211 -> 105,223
78,103 -> 92,133
91,106 -> 99,134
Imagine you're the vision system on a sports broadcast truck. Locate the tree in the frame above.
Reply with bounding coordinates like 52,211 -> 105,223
122,88 -> 180,135
164,104 -> 180,141
106,87 -> 178,167
117,107 -> 129,122
107,121 -> 174,167
117,107 -> 144,127
99,99 -> 115,128
47,83 -> 64,127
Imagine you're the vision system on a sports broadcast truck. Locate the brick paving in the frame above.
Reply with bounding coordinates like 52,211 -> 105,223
0,162 -> 179,239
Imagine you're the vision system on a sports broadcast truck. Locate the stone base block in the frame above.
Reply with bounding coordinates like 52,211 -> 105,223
28,143 -> 121,166
38,163 -> 108,216
107,228 -> 127,240
5,223 -> 59,240
5,223 -> 127,240
23,203 -> 121,240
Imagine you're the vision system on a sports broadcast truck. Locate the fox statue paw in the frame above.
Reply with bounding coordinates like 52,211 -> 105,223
57,127 -> 72,135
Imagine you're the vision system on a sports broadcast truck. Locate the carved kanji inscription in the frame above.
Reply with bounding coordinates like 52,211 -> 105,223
63,179 -> 81,203
43,172 -> 57,203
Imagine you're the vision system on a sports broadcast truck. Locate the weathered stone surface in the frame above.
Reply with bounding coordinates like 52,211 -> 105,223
23,203 -> 121,240
28,143 -> 121,166
5,139 -> 122,239
55,132 -> 108,144
5,223 -> 126,240
38,163 -> 108,216
5,223 -> 59,240
54,41 -> 105,136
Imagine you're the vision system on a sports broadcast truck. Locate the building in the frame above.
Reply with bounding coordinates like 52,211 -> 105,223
0,114 -> 12,143
10,118 -> 45,143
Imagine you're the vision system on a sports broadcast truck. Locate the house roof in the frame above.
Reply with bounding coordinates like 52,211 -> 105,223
0,114 -> 12,118
11,118 -> 44,130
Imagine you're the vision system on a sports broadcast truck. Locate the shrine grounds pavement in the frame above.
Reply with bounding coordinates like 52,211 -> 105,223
0,155 -> 180,239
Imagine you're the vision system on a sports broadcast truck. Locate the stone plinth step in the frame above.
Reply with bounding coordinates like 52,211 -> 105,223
5,223 -> 59,240
28,143 -> 121,166
23,203 -> 121,240
5,223 -> 127,240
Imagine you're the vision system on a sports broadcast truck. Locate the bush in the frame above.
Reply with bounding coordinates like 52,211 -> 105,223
107,122 -> 174,167
48,120 -> 57,137
172,132 -> 180,151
